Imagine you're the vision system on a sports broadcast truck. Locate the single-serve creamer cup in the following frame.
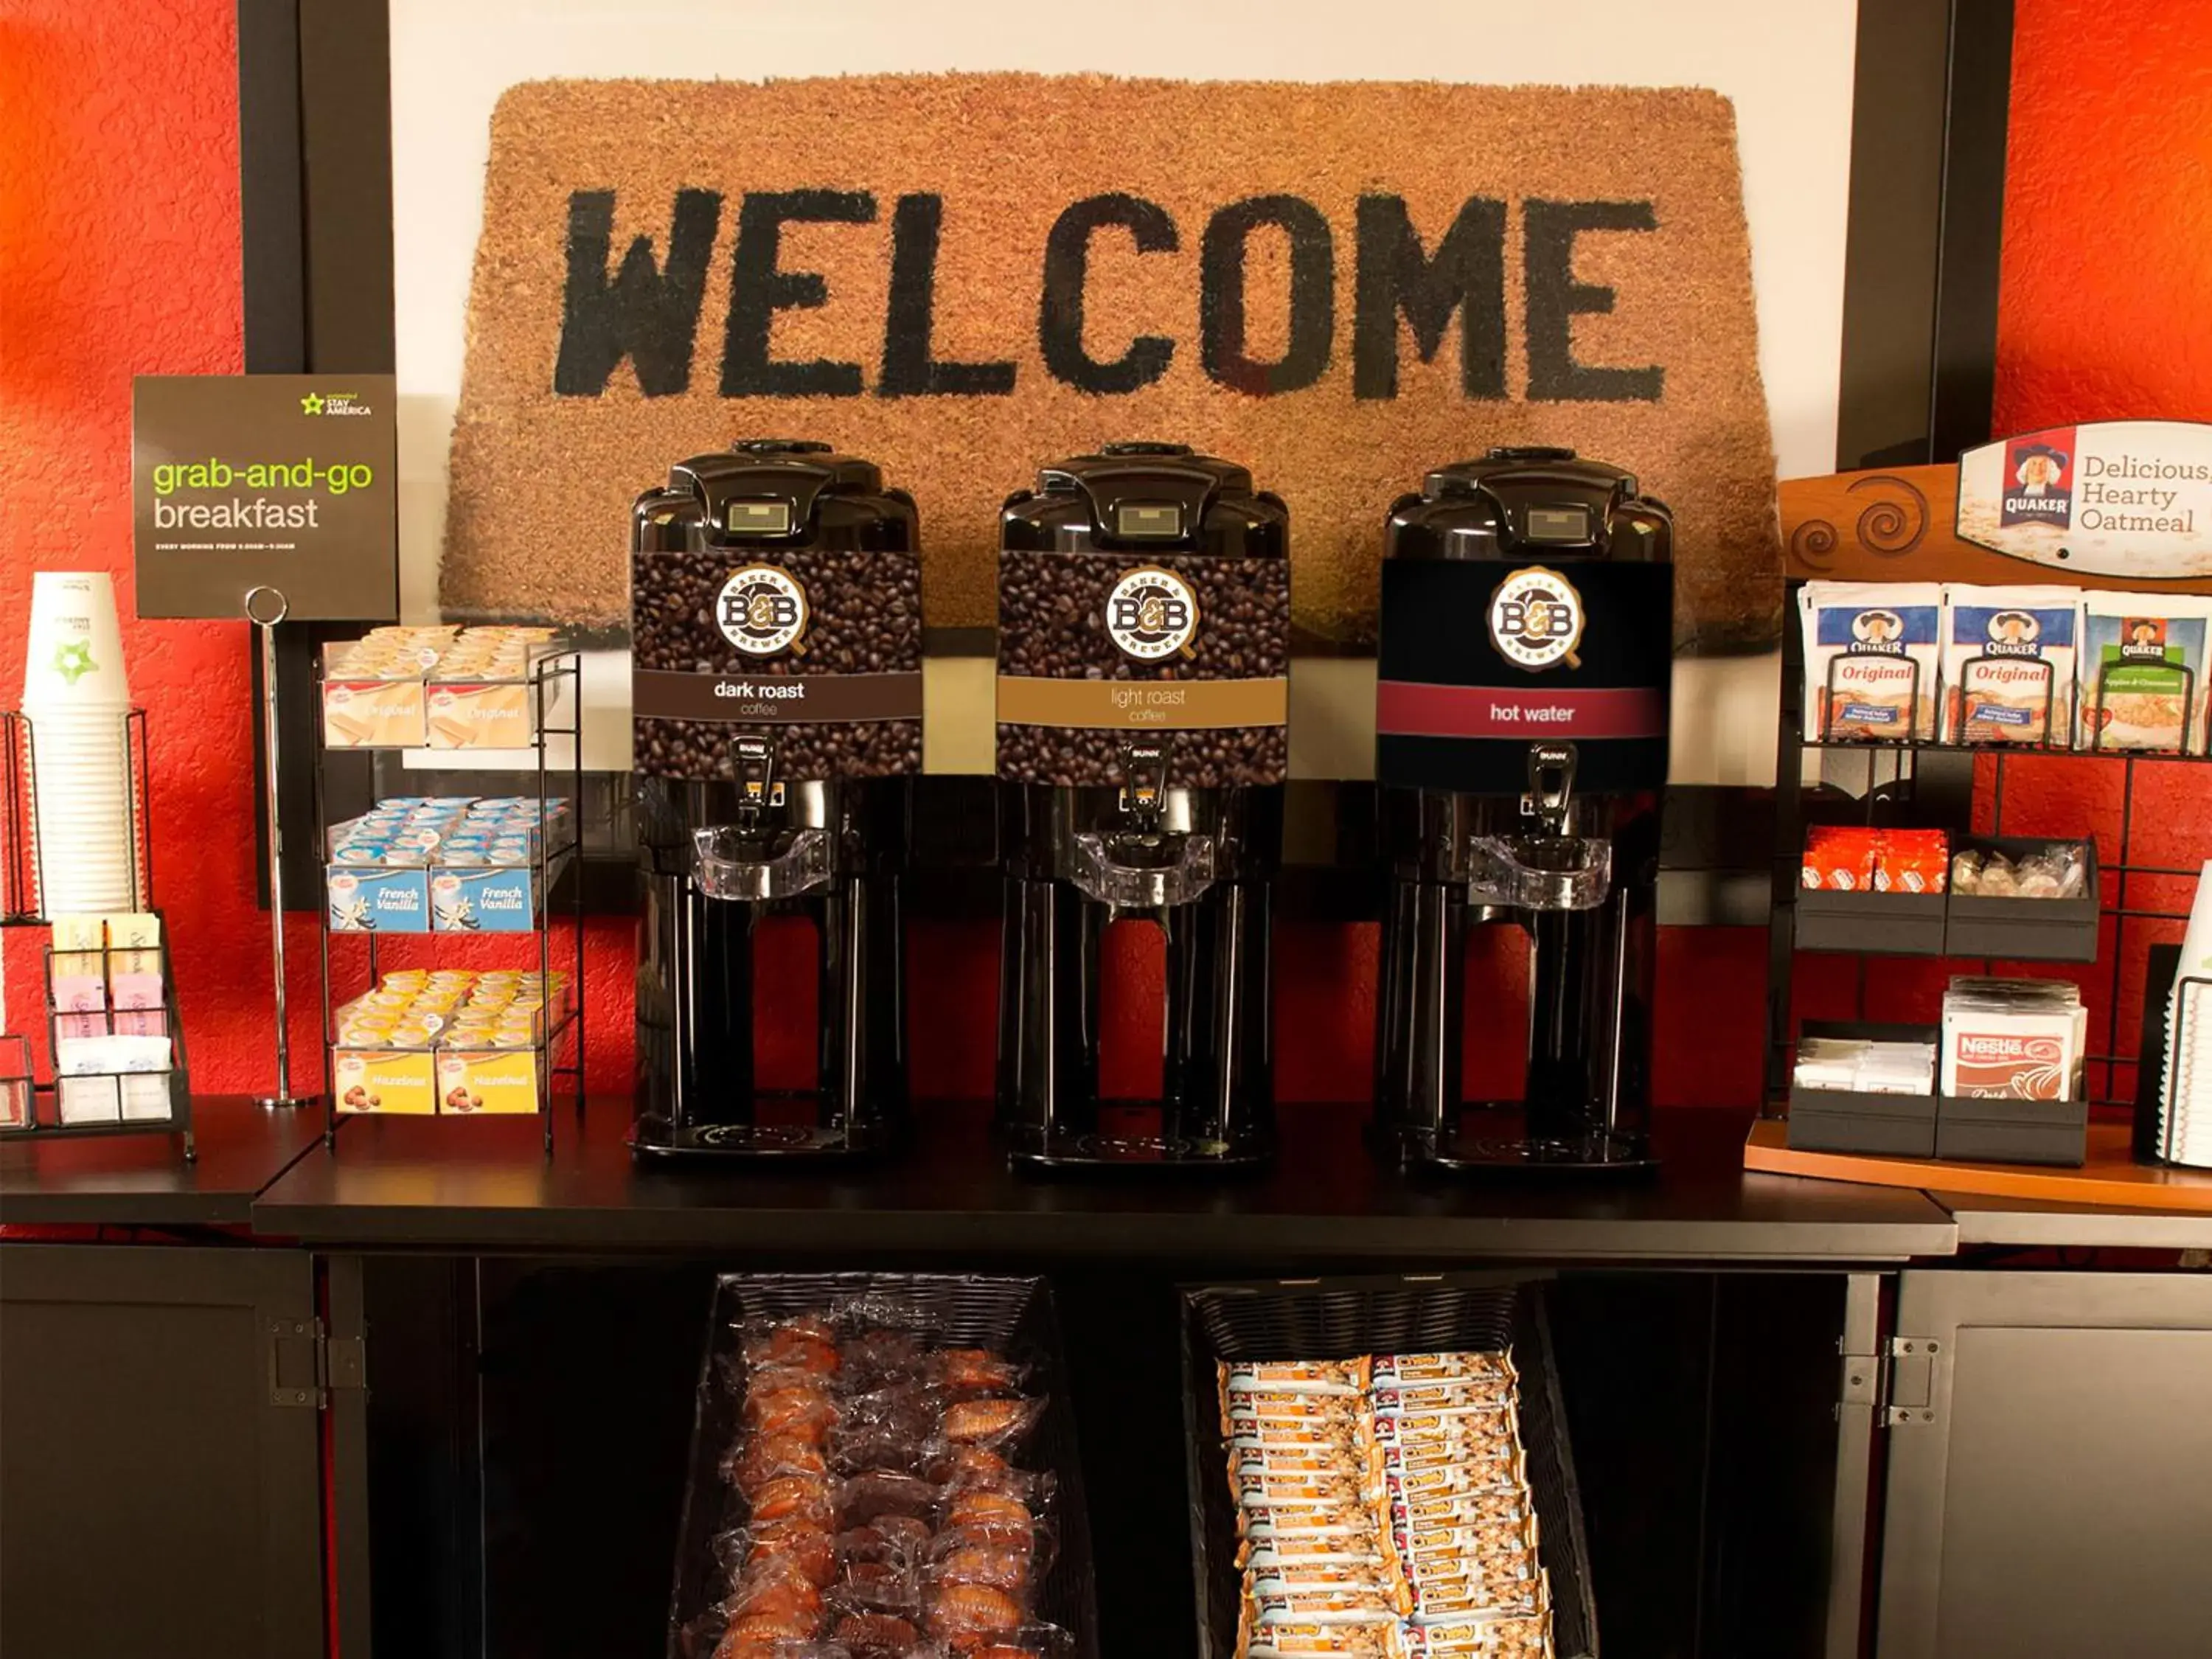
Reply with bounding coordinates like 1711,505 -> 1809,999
21,571 -> 131,708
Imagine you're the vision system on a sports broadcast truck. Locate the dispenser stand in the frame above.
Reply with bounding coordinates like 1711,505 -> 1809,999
246,585 -> 316,1110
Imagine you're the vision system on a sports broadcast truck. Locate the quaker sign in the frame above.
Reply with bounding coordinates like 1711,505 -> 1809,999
1958,421 -> 2212,580
133,375 -> 399,620
443,74 -> 1780,650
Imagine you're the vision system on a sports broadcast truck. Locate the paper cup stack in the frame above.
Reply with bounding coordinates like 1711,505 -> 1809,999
21,573 -> 139,916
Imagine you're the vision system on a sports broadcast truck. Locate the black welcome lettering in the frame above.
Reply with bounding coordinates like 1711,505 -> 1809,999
1200,195 -> 1334,395
1353,195 -> 1506,401
720,189 -> 876,397
880,195 -> 1016,397
1040,194 -> 1179,394
553,189 -> 722,397
1525,200 -> 1664,403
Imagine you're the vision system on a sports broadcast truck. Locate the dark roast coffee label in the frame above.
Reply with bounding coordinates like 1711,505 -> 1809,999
631,546 -> 922,780
1376,559 -> 1672,795
996,551 -> 1289,787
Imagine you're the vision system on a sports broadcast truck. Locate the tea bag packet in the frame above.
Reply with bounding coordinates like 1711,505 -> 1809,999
1939,585 -> 2081,745
2074,593 -> 2212,754
1798,582 -> 1942,741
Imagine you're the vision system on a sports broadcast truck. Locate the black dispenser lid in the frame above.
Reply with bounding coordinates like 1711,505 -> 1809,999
1001,441 -> 1287,557
1388,445 -> 1669,563
633,439 -> 914,549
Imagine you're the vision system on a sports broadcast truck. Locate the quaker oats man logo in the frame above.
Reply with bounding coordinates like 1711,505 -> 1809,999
1106,567 -> 1199,661
1488,566 -> 1585,671
1986,611 -> 2042,652
1849,609 -> 1906,650
717,565 -> 808,658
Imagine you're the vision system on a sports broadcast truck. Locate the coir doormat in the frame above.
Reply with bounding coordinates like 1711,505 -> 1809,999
443,73 -> 1779,651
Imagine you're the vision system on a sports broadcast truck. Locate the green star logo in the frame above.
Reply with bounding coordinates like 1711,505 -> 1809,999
301,393 -> 325,414
51,641 -> 98,686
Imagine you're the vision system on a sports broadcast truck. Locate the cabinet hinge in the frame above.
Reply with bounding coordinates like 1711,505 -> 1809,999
266,1317 -> 366,1409
1881,1335 -> 1940,1427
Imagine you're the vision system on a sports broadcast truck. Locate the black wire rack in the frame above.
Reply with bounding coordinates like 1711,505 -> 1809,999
1768,580 -> 2211,1115
313,646 -> 589,1154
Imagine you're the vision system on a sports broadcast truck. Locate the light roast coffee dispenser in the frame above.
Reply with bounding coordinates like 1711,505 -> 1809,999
1371,448 -> 1672,1173
627,440 -> 922,1160
994,443 -> 1290,1172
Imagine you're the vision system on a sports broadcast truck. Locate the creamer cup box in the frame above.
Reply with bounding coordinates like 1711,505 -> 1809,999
1799,582 -> 1943,741
425,681 -> 532,749
333,1049 -> 437,1114
436,1048 -> 543,1114
430,866 -> 541,932
327,867 -> 430,933
322,678 -> 428,747
1939,585 -> 2080,746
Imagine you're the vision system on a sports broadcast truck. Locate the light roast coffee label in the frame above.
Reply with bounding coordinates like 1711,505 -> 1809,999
996,552 -> 1289,787
631,546 -> 921,780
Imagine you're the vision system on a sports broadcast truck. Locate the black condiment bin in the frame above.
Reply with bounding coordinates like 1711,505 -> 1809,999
1785,1021 -> 1938,1157
1795,885 -> 1947,956
667,1272 -> 1100,1659
1180,1274 -> 1597,1659
1935,1092 -> 2088,1166
1943,836 -> 2100,963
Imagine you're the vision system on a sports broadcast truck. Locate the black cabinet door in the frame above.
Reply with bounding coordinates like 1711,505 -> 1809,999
0,1245 -> 326,1659
1875,1269 -> 2212,1658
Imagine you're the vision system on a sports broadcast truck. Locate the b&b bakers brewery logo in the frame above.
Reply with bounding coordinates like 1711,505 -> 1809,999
716,564 -> 809,657
1487,566 -> 1585,671
1107,566 -> 1200,661
2000,431 -> 2074,528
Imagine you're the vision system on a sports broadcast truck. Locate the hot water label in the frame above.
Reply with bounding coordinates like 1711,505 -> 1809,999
1376,559 -> 1672,796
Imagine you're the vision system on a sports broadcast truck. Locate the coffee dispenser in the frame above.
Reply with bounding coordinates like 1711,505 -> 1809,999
1371,448 -> 1672,1173
994,444 -> 1290,1171
628,440 -> 922,1160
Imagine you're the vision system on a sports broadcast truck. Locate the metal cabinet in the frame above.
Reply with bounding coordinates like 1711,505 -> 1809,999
0,1245 -> 336,1659
1874,1270 -> 2212,1658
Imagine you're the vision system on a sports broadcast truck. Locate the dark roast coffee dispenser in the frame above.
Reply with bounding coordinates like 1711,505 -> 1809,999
994,443 -> 1290,1171
627,440 -> 922,1160
1372,448 -> 1672,1173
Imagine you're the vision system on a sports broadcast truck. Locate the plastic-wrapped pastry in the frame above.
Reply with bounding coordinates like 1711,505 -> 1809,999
926,1580 -> 1027,1644
829,1610 -> 922,1659
942,1397 -> 1045,1450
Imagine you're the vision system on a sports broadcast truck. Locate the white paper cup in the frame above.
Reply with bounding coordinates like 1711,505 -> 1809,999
21,572 -> 131,708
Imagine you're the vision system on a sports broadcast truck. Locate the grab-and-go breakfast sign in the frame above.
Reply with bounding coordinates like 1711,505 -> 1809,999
1958,420 -> 2212,580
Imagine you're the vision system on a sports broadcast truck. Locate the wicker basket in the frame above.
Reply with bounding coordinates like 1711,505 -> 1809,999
668,1271 -> 1101,1659
1181,1274 -> 1599,1659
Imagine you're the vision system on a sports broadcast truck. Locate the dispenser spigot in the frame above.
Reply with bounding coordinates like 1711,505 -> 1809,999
1523,742 -> 1578,834
731,735 -> 786,820
1118,740 -> 1171,826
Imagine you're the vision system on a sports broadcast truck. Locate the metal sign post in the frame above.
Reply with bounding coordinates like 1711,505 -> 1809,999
246,585 -> 314,1108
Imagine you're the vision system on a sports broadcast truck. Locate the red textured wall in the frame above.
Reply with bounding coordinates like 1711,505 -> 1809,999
1,0 -> 2205,1108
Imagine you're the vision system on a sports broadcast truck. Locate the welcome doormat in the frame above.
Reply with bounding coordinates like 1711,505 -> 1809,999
442,73 -> 1780,652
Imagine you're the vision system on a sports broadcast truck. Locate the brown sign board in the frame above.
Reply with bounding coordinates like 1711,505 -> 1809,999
133,374 -> 399,621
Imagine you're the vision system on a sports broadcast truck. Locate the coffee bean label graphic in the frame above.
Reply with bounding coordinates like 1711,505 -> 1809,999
1487,566 -> 1585,672
1106,567 -> 1200,661
716,564 -> 809,658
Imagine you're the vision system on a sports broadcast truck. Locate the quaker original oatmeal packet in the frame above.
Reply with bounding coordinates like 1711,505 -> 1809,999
1938,585 -> 2081,746
1798,581 -> 1942,742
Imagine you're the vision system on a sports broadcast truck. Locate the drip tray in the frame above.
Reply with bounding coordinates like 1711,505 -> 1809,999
1007,1107 -> 1273,1175
1397,1107 -> 1659,1178
628,1111 -> 904,1162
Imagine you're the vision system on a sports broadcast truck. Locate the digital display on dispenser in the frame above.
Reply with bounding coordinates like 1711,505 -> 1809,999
726,500 -> 792,535
1525,507 -> 1591,542
1116,503 -> 1181,538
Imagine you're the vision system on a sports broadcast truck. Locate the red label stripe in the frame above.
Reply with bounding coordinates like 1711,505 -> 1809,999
1376,681 -> 1666,740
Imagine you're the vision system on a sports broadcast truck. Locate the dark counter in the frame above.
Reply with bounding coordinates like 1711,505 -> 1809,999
252,1100 -> 1958,1263
0,1098 -> 327,1228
